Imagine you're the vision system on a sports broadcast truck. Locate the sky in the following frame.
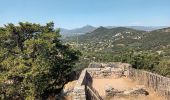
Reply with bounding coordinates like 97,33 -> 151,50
0,0 -> 170,29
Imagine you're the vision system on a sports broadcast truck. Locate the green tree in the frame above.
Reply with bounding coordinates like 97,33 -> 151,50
0,22 -> 80,99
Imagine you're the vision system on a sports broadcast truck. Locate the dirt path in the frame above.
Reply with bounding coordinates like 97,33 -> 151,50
92,77 -> 166,100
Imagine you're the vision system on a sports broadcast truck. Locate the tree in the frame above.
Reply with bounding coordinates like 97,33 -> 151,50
0,22 -> 80,99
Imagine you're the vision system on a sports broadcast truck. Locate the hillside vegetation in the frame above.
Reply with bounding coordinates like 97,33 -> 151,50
65,27 -> 170,77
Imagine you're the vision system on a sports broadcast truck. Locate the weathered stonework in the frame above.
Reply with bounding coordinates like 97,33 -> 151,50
73,62 -> 131,100
72,62 -> 170,100
128,68 -> 170,99
105,85 -> 149,98
73,86 -> 86,100
86,62 -> 131,79
73,70 -> 87,100
86,67 -> 124,79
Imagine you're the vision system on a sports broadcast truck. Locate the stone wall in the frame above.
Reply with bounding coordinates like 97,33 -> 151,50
73,62 -> 132,100
86,86 -> 103,100
73,69 -> 87,100
86,68 -> 123,79
73,69 -> 105,100
88,62 -> 131,69
128,68 -> 170,99
73,62 -> 170,100
87,62 -> 131,78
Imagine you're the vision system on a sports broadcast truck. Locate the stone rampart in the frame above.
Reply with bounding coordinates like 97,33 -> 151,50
73,69 -> 87,100
73,62 -> 170,100
128,68 -> 170,99
87,62 -> 131,78
73,62 -> 131,100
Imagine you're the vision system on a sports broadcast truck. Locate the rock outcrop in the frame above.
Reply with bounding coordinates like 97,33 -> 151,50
62,80 -> 77,96
123,87 -> 149,96
105,85 -> 123,97
105,85 -> 149,98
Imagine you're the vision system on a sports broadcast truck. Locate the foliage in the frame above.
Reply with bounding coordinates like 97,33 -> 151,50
114,50 -> 160,70
154,59 -> 170,77
114,49 -> 170,77
65,26 -> 170,78
0,22 -> 80,99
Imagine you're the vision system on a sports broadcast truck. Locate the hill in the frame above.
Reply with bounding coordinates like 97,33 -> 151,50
103,26 -> 167,31
66,27 -> 146,52
60,25 -> 167,38
66,27 -> 170,52
60,25 -> 96,37
64,27 -> 170,78
125,26 -> 167,31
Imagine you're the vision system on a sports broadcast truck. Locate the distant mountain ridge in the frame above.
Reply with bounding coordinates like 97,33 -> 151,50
60,25 -> 96,37
126,26 -> 168,31
60,25 -> 168,37
106,26 -> 168,31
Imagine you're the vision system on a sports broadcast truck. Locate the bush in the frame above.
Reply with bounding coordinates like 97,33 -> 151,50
154,59 -> 170,77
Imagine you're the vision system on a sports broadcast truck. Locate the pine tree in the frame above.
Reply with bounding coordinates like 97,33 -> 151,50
0,22 -> 80,99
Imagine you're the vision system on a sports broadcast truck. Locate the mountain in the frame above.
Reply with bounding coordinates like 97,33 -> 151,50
65,27 -> 145,52
126,26 -> 168,31
106,26 -> 168,31
77,26 -> 144,42
139,27 -> 170,50
64,26 -> 170,74
60,25 -> 96,38
65,26 -> 170,53
60,25 -> 168,38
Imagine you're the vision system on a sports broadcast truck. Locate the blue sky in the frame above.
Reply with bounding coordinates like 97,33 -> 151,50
0,0 -> 170,29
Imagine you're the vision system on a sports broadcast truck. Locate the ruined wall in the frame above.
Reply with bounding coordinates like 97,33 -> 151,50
73,69 -> 103,100
73,69 -> 93,100
73,62 -> 131,100
86,86 -> 103,100
87,62 -> 131,78
73,70 -> 87,100
73,62 -> 170,100
86,68 -> 124,79
128,68 -> 170,99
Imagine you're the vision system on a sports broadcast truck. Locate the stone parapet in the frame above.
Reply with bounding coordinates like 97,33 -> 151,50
128,68 -> 170,99
72,62 -> 170,100
73,85 -> 86,100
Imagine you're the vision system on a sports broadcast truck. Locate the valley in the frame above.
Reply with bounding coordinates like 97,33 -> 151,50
65,27 -> 170,77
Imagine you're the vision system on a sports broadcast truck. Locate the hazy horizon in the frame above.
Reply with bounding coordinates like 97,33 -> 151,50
60,25 -> 169,30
